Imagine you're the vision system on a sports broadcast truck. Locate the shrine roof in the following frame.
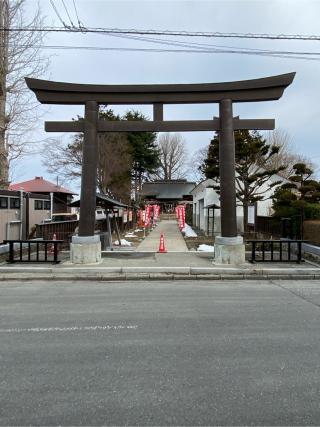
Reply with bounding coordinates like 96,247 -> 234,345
141,180 -> 196,200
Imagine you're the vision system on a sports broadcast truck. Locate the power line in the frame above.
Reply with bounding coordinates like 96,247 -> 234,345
72,0 -> 83,28
5,28 -> 320,60
49,0 -> 68,27
5,43 -> 320,61
2,26 -> 320,41
61,0 -> 75,27
108,32 -> 320,56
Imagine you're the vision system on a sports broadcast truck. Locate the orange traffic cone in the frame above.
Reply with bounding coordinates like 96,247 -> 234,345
158,233 -> 167,253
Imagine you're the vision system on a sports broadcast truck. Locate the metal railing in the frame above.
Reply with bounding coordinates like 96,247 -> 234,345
247,240 -> 305,263
4,239 -> 64,264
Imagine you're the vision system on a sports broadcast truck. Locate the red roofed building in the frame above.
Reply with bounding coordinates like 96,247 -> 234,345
10,176 -> 76,213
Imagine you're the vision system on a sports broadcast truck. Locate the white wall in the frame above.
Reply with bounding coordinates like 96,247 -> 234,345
191,174 -> 286,235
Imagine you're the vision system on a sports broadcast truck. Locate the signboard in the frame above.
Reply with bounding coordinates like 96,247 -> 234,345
248,205 -> 255,225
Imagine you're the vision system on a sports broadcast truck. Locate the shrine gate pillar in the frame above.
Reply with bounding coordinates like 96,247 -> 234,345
70,101 -> 101,264
214,98 -> 245,264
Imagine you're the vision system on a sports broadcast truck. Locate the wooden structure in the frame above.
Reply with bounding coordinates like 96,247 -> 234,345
26,73 -> 295,256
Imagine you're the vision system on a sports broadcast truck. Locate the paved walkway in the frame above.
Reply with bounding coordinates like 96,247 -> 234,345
136,219 -> 188,252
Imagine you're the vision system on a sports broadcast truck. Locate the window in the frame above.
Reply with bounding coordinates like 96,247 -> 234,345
10,198 -> 20,209
34,200 -> 43,210
0,197 -> 8,209
43,201 -> 51,210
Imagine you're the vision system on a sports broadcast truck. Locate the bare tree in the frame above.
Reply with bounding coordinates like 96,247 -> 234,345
188,145 -> 208,182
153,133 -> 188,180
42,133 -> 133,202
0,0 -> 48,187
42,136 -> 83,183
264,129 -> 313,179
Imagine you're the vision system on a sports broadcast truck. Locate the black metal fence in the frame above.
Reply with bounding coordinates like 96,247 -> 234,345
247,239 -> 304,263
4,239 -> 64,264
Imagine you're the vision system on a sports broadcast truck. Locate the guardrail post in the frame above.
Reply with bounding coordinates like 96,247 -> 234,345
297,241 -> 302,263
9,241 -> 14,263
251,241 -> 256,263
288,241 -> 291,261
53,241 -> 58,263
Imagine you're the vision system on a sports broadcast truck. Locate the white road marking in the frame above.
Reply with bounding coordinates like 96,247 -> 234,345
0,325 -> 138,333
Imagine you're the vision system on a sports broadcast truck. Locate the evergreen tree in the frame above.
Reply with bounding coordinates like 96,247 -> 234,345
123,111 -> 160,200
200,130 -> 286,232
272,163 -> 320,221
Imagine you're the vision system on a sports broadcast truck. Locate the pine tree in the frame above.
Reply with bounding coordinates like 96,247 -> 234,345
272,163 -> 320,220
123,111 -> 160,200
200,130 -> 286,232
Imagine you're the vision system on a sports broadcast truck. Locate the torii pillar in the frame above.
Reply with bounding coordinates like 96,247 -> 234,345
214,98 -> 244,264
25,72 -> 295,264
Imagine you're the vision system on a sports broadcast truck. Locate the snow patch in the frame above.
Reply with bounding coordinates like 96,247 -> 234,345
125,233 -> 137,238
113,239 -> 132,246
197,244 -> 215,252
182,224 -> 198,237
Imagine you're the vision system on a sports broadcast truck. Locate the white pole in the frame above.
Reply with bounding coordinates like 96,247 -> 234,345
50,192 -> 53,219
19,189 -> 23,239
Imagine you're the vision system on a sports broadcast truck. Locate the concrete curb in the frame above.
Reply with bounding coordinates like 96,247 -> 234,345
1,266 -> 319,274
1,267 -> 320,281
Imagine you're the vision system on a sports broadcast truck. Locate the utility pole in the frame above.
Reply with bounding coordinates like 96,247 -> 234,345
0,0 -> 9,188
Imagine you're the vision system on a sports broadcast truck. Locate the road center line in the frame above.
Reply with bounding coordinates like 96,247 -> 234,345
0,325 -> 138,333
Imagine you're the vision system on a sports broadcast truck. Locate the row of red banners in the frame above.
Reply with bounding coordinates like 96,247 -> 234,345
137,205 -> 161,228
175,205 -> 186,230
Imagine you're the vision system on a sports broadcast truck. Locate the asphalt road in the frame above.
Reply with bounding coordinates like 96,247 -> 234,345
1,279 -> 320,426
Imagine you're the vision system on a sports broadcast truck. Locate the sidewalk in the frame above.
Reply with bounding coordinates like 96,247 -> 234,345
1,217 -> 320,280
136,219 -> 188,252
1,251 -> 320,281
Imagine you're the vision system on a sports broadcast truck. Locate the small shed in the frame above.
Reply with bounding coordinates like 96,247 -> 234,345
70,193 -> 128,210
70,193 -> 132,249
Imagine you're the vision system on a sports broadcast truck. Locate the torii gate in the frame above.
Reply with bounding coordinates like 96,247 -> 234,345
26,72 -> 295,264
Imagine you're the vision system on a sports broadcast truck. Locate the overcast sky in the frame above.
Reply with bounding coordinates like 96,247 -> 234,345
16,0 -> 320,190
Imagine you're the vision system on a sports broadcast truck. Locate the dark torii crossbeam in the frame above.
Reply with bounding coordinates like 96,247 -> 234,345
26,73 -> 295,245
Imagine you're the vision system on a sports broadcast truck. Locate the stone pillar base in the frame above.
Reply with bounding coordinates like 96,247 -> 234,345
214,236 -> 246,265
70,235 -> 101,264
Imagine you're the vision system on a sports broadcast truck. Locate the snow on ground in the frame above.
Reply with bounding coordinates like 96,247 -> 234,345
125,233 -> 138,238
182,224 -> 198,237
134,229 -> 144,232
113,239 -> 132,246
197,244 -> 215,252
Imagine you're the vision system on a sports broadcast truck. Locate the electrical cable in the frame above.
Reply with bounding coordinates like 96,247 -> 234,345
49,0 -> 68,27
61,0 -> 75,27
2,26 -> 320,41
107,32 -> 320,56
72,0 -> 83,28
4,43 -> 319,61
5,28 -> 320,60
